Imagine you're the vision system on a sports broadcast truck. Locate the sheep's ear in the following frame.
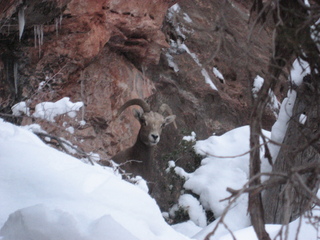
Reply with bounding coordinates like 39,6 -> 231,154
164,115 -> 176,126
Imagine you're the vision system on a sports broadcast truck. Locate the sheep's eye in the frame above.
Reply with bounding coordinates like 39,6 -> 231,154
140,119 -> 147,126
161,123 -> 166,128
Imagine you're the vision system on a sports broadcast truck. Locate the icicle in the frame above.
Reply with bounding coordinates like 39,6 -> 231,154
34,25 -> 44,57
40,24 -> 43,45
55,18 -> 59,36
55,15 -> 63,36
14,62 -> 18,94
34,25 -> 37,48
7,21 -> 11,36
18,7 -> 25,40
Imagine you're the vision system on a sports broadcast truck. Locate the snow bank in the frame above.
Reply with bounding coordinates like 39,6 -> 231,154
172,220 -> 203,238
184,126 -> 271,238
219,211 -> 320,240
0,119 -> 189,240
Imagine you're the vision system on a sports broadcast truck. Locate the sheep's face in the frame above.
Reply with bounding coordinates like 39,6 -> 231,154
134,111 -> 176,146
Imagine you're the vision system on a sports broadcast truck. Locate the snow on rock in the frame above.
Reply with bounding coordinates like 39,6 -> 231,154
183,13 -> 193,23
201,68 -> 218,91
178,43 -> 217,91
170,194 -> 207,228
66,126 -> 75,134
0,119 -> 190,240
11,101 -> 30,116
166,3 -> 217,91
166,4 -> 187,39
166,51 -> 180,72
212,67 -> 225,83
32,97 -> 83,122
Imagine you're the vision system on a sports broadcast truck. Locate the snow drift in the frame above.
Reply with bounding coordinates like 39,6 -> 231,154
0,119 -> 189,240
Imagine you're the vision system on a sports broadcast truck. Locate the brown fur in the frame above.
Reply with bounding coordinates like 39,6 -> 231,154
99,99 -> 176,183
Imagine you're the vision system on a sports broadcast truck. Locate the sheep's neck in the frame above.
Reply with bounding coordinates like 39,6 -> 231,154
132,136 -> 155,165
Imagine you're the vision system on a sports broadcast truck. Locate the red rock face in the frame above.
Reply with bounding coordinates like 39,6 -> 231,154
0,0 -> 169,158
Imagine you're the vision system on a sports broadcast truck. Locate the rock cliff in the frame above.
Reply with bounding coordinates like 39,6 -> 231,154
0,0 -> 285,211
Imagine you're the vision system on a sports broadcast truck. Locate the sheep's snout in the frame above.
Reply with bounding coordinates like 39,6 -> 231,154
149,133 -> 160,145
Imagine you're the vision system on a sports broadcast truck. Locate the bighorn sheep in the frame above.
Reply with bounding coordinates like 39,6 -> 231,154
99,98 -> 176,182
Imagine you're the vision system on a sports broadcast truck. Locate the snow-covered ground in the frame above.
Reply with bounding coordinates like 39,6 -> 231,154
1,117 -> 319,240
0,119 -> 189,240
0,58 -> 318,240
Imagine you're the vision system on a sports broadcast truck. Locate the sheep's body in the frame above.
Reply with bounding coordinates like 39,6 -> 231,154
111,135 -> 155,179
99,99 -> 176,184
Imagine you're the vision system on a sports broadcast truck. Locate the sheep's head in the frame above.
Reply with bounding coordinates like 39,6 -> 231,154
117,99 -> 176,147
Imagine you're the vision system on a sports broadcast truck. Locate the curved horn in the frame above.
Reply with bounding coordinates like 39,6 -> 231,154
159,103 -> 177,129
159,103 -> 173,115
117,98 -> 151,117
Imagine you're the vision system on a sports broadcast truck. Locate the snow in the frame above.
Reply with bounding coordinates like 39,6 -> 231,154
11,101 -> 30,116
0,119 -> 189,240
182,126 -> 271,238
166,51 -> 180,72
66,126 -> 75,134
299,113 -> 307,125
213,67 -> 225,82
0,116 -> 318,240
32,97 -> 84,122
304,0 -> 311,7
201,69 -> 218,90
170,194 -> 207,228
183,13 -> 193,23
311,19 -> 320,51
269,59 -> 309,162
172,220 -> 203,238
1,55 -> 318,239
79,120 -> 86,126
252,75 -> 280,114
290,58 -> 310,86
183,131 -> 197,142
166,4 -> 217,91
167,4 -> 186,40
179,43 -> 218,91
219,212 -> 320,240
269,90 -> 296,161
166,160 -> 191,180
252,75 -> 264,98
